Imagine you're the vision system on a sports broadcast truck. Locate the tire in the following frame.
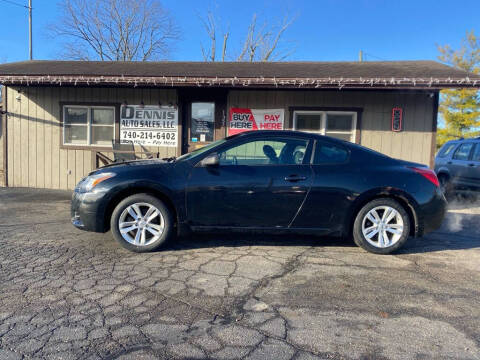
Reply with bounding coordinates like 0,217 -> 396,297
352,198 -> 410,254
438,174 -> 453,198
110,193 -> 174,252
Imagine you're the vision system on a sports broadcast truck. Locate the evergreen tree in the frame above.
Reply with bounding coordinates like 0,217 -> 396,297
437,31 -> 480,147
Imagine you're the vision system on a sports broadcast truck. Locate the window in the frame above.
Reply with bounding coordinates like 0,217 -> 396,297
453,143 -> 474,161
314,142 -> 349,164
218,138 -> 308,166
293,111 -> 357,142
472,144 -> 480,162
437,142 -> 458,158
191,102 -> 215,142
63,105 -> 115,147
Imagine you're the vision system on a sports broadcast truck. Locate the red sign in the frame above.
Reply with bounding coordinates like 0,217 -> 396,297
228,108 -> 284,136
392,108 -> 403,132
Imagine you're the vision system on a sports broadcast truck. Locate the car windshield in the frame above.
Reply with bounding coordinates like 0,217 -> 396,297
176,138 -> 230,162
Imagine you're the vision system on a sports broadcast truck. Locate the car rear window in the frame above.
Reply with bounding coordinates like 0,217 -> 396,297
437,143 -> 458,158
313,142 -> 349,164
453,143 -> 474,161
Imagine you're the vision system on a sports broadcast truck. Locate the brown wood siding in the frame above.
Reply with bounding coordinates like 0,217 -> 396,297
6,86 -> 177,189
228,89 -> 435,166
0,86 -> 6,187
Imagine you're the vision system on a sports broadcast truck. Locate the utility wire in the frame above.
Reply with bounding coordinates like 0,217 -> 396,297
363,52 -> 387,61
0,0 -> 29,8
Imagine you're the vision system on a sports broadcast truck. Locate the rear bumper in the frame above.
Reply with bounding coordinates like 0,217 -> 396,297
71,191 -> 108,232
416,188 -> 447,236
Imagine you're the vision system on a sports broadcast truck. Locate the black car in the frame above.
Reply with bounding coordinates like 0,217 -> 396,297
434,137 -> 480,195
71,130 -> 446,254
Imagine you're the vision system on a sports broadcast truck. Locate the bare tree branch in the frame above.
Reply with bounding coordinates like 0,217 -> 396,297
48,0 -> 180,61
261,15 -> 296,61
221,32 -> 228,62
199,11 -> 217,62
200,10 -> 296,62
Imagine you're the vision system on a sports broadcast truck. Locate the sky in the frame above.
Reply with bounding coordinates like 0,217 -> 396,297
0,0 -> 479,63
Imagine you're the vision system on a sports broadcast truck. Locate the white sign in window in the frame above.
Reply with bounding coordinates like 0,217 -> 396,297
63,105 -> 115,147
120,105 -> 178,147
293,111 -> 357,142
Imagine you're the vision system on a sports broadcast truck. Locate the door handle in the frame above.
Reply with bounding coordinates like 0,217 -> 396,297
468,163 -> 475,167
285,175 -> 307,182
447,161 -> 452,164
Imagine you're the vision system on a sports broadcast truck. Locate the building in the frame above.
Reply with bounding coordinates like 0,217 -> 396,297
0,60 -> 479,190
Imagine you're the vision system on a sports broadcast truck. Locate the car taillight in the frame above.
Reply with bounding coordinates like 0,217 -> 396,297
409,167 -> 439,187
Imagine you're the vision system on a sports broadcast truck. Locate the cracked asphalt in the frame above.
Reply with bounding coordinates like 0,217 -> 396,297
0,188 -> 479,360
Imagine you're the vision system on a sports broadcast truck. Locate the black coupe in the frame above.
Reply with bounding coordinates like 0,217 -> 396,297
71,130 -> 446,254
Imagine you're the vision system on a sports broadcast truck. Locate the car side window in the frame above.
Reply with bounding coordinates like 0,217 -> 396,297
218,138 -> 308,166
472,144 -> 480,162
453,143 -> 474,161
313,142 -> 349,164
437,143 -> 457,158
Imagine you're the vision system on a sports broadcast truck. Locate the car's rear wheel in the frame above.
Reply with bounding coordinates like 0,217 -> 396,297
110,193 -> 174,252
438,174 -> 453,197
353,198 -> 410,254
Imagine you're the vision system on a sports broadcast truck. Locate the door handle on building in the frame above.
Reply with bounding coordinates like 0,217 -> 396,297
285,175 -> 307,182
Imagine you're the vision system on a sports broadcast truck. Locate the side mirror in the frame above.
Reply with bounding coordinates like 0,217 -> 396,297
199,153 -> 219,167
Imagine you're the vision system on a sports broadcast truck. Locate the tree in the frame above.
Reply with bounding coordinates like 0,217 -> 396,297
49,0 -> 180,61
437,31 -> 480,147
200,10 -> 296,62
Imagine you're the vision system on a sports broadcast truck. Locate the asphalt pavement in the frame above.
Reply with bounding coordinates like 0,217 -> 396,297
0,188 -> 479,360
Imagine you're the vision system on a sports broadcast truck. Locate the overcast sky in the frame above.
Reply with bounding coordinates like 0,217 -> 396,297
0,0 -> 479,63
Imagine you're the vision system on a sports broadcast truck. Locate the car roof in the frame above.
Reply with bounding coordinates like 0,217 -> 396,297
233,130 -> 344,143
444,137 -> 480,144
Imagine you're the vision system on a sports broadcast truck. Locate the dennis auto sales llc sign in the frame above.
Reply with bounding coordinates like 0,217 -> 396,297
228,108 -> 284,136
120,105 -> 178,147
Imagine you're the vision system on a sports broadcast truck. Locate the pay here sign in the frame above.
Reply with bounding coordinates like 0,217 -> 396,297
228,108 -> 284,136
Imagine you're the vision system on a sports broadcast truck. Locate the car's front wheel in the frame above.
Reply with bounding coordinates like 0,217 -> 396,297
110,193 -> 174,252
353,198 -> 410,254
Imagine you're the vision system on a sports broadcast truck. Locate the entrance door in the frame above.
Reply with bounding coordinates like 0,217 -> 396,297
180,89 -> 227,154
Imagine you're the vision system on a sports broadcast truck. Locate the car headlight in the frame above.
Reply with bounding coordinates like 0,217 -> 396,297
77,172 -> 116,193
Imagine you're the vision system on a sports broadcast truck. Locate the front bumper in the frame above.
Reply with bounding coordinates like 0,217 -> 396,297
71,190 -> 108,232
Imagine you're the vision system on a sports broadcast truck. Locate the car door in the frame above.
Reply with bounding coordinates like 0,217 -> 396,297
450,142 -> 475,189
185,136 -> 313,228
291,140 -> 353,232
465,143 -> 480,191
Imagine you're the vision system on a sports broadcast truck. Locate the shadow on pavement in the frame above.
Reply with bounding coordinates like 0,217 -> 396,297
163,233 -> 356,252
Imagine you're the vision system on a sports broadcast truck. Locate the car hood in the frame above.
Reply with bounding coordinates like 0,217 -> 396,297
90,158 -> 172,175
102,158 -> 166,168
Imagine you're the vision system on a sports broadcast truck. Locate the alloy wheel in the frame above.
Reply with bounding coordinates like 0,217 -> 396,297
118,202 -> 165,246
361,206 -> 404,248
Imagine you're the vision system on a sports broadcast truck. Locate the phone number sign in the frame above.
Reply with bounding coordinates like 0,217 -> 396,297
120,105 -> 178,147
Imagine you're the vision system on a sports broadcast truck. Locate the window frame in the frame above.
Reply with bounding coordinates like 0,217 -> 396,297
60,102 -> 121,150
290,107 -> 362,144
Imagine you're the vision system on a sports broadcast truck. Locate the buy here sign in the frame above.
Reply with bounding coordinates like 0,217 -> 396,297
228,108 -> 284,136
